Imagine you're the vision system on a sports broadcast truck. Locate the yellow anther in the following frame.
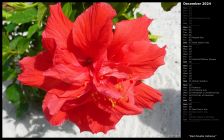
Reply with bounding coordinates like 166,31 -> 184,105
109,98 -> 116,108
115,83 -> 124,92
112,101 -> 116,108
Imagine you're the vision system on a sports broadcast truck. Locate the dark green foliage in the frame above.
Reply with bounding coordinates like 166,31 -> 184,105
161,2 -> 178,12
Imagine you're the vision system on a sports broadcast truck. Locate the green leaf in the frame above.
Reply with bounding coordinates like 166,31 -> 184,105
161,2 -> 178,12
16,101 -> 29,118
2,53 -> 10,67
2,56 -> 15,82
24,86 -> 39,96
2,54 -> 11,67
3,32 -> 10,50
70,10 -> 77,21
27,24 -> 39,38
6,84 -> 21,104
113,17 -> 119,24
3,9 -> 12,19
63,3 -> 73,19
2,42 -> 12,66
126,2 -> 140,13
110,2 -> 140,23
17,37 -> 30,54
7,2 -> 38,10
8,7 -> 37,24
5,83 -> 29,118
4,23 -> 17,32
22,86 -> 43,102
9,36 -> 30,54
119,13 -> 133,20
2,33 -> 12,69
149,34 -> 160,42
136,12 -> 143,18
72,3 -> 86,20
37,3 -> 47,26
3,68 -> 17,81
10,36 -> 23,49
110,2 -> 129,15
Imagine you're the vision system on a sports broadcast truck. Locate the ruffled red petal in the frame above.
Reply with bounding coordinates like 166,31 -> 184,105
52,48 -> 81,66
68,2 -> 116,64
18,51 -> 52,88
68,101 -> 122,134
18,51 -> 71,91
43,64 -> 89,86
42,38 -> 56,57
108,16 -> 152,60
134,81 -> 162,109
42,93 -> 67,126
115,41 -> 166,79
42,3 -> 73,49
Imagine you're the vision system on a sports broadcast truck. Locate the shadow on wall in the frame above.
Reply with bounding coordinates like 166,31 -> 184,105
138,89 -> 181,138
2,82 -> 77,137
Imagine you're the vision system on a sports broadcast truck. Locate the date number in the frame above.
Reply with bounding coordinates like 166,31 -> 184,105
202,2 -> 211,5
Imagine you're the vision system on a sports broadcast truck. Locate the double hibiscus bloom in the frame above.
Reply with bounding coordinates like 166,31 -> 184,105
18,3 -> 166,133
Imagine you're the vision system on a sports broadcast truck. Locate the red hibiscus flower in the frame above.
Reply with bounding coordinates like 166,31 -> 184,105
18,2 -> 166,134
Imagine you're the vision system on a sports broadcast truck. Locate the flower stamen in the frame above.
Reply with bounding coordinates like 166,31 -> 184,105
114,83 -> 124,92
109,98 -> 116,108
